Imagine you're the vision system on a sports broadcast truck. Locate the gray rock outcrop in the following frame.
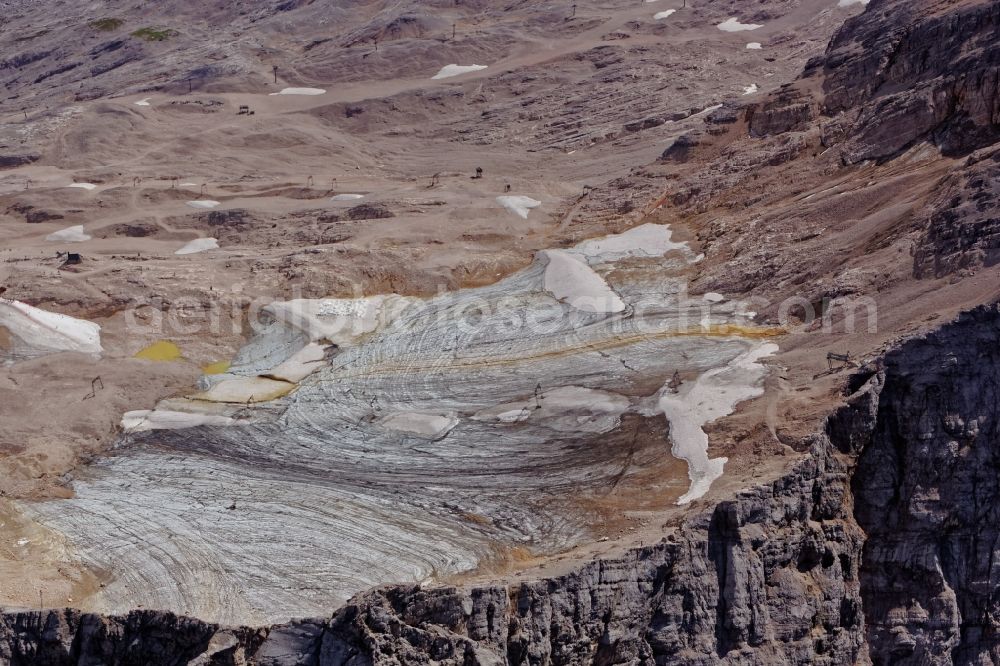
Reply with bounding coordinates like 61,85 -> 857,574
745,0 -> 999,164
820,0 -> 1000,163
853,306 -> 1000,664
744,0 -> 1000,279
913,148 -> 1000,278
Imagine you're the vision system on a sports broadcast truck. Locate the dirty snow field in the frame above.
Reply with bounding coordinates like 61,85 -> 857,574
25,227 -> 776,624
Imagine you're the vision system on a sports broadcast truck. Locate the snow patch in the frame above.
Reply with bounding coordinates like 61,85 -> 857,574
474,386 -> 630,434
838,0 -> 869,6
175,238 -> 219,255
0,299 -> 102,355
122,410 -> 235,432
743,83 -> 759,95
380,412 -> 459,440
264,295 -> 414,347
186,200 -> 220,209
46,225 -> 90,242
330,194 -> 364,201
432,64 -> 488,80
270,88 -> 326,96
265,343 -> 326,383
653,9 -> 676,19
67,183 -> 97,190
195,377 -> 295,403
746,42 -> 762,49
135,98 -> 151,107
703,292 -> 726,303
694,103 -> 723,117
660,342 -> 777,504
541,250 -> 626,314
496,195 -> 541,219
570,223 -> 692,263
718,17 -> 763,31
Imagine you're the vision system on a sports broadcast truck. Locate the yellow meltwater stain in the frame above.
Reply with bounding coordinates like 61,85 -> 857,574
703,323 -> 785,339
202,360 -> 231,375
134,340 -> 183,362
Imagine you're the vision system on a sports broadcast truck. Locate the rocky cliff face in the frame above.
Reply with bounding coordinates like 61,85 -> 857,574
820,0 -> 1000,164
748,0 -> 1000,163
0,609 -> 265,666
744,0 -> 1000,281
3,305 -> 998,665
853,306 -> 1000,665
913,147 -> 1000,279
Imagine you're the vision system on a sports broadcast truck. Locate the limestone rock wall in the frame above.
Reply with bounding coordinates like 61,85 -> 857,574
853,306 -> 1000,665
913,149 -> 1000,279
820,0 -> 1000,163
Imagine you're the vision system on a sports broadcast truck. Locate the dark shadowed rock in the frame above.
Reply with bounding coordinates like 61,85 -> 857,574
660,133 -> 700,162
705,106 -> 739,126
25,211 -> 63,224
204,209 -> 252,228
7,203 -> 63,224
0,609 -> 265,666
101,222 -> 160,238
854,305 -> 1000,664
346,203 -> 394,221
0,154 -> 40,170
